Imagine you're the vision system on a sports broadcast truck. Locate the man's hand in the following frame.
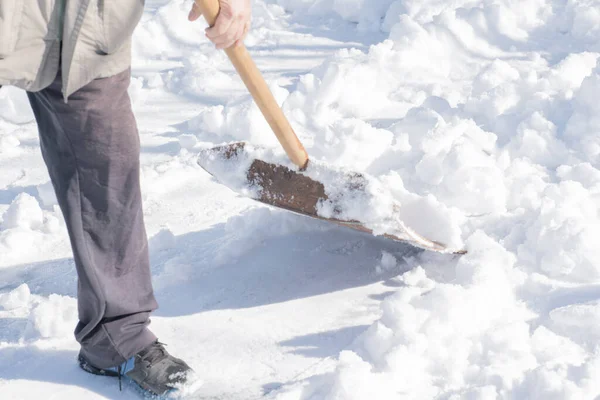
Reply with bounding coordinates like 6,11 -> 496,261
188,0 -> 251,49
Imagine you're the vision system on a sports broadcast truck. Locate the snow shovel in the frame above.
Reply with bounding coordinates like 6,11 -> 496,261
194,0 -> 466,255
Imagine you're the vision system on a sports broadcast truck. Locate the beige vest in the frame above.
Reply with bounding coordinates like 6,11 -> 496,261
0,0 -> 144,100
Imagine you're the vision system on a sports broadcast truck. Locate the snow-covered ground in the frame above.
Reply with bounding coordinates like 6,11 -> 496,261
1,0 -> 600,399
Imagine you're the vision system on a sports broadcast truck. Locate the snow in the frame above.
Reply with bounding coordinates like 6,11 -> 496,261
2,0 -> 600,399
0,284 -> 31,311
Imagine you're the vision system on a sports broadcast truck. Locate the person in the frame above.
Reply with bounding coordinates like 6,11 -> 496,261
0,0 -> 251,395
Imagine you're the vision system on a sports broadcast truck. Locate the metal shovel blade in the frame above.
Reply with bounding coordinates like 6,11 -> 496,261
198,142 -> 467,255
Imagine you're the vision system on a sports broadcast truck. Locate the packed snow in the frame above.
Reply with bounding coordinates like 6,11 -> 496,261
1,0 -> 600,399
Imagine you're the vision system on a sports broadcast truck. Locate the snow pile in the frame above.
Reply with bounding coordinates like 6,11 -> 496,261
28,294 -> 78,340
278,233 -> 532,399
178,133 -> 199,150
0,284 -> 77,341
132,0 -> 238,98
0,283 -> 31,311
276,233 -> 600,399
374,251 -> 398,275
0,193 -> 63,266
149,227 -> 177,254
0,86 -> 35,124
274,0 -> 396,31
518,181 -> 600,282
167,54 -> 239,99
133,0 -> 208,59
564,68 -> 600,164
188,82 -> 290,147
1,193 -> 44,230
264,0 -> 600,398
128,76 -> 147,106
0,128 -> 20,155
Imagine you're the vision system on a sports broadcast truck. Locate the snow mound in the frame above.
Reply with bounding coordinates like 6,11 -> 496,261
275,0 -> 396,31
189,82 -> 291,148
178,133 -> 199,150
519,181 -> 600,282
128,76 -> 147,106
375,251 -> 398,275
149,227 -> 177,253
275,232 -> 600,399
564,66 -> 600,165
28,294 -> 78,340
266,0 -> 600,398
0,130 -> 20,154
0,86 -> 35,124
0,284 -> 77,342
0,284 -> 31,311
1,193 -> 44,230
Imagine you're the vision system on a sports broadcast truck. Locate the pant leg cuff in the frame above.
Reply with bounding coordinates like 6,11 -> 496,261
80,327 -> 157,369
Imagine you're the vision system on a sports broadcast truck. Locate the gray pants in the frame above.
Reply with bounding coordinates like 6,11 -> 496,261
27,69 -> 158,369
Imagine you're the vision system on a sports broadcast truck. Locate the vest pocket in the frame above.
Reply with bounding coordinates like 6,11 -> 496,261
96,0 -> 144,55
0,0 -> 24,58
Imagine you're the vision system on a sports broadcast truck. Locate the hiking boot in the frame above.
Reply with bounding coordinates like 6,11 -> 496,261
79,340 -> 193,396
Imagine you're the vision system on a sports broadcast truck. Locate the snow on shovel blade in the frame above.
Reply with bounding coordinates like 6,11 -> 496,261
198,142 -> 467,255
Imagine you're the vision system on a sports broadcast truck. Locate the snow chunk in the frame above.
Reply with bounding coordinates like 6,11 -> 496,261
0,133 -> 20,154
29,294 -> 77,339
325,351 -> 389,399
128,76 -> 146,106
167,54 -> 239,99
190,83 -> 290,148
330,0 -> 396,30
318,119 -> 393,171
564,66 -> 600,164
276,0 -> 395,31
282,232 -> 535,399
551,52 -> 599,89
531,326 -> 586,367
0,284 -> 31,311
149,227 -> 177,253
504,158 -> 549,211
569,1 -> 600,40
0,86 -> 35,124
147,73 -> 164,89
519,181 -> 600,281
178,134 -> 199,150
400,265 -> 435,290
509,113 -> 568,169
375,251 -> 398,275
1,193 -> 44,230
557,163 -> 600,189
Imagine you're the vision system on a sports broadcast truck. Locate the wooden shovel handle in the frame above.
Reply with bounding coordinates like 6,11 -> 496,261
194,0 -> 309,169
